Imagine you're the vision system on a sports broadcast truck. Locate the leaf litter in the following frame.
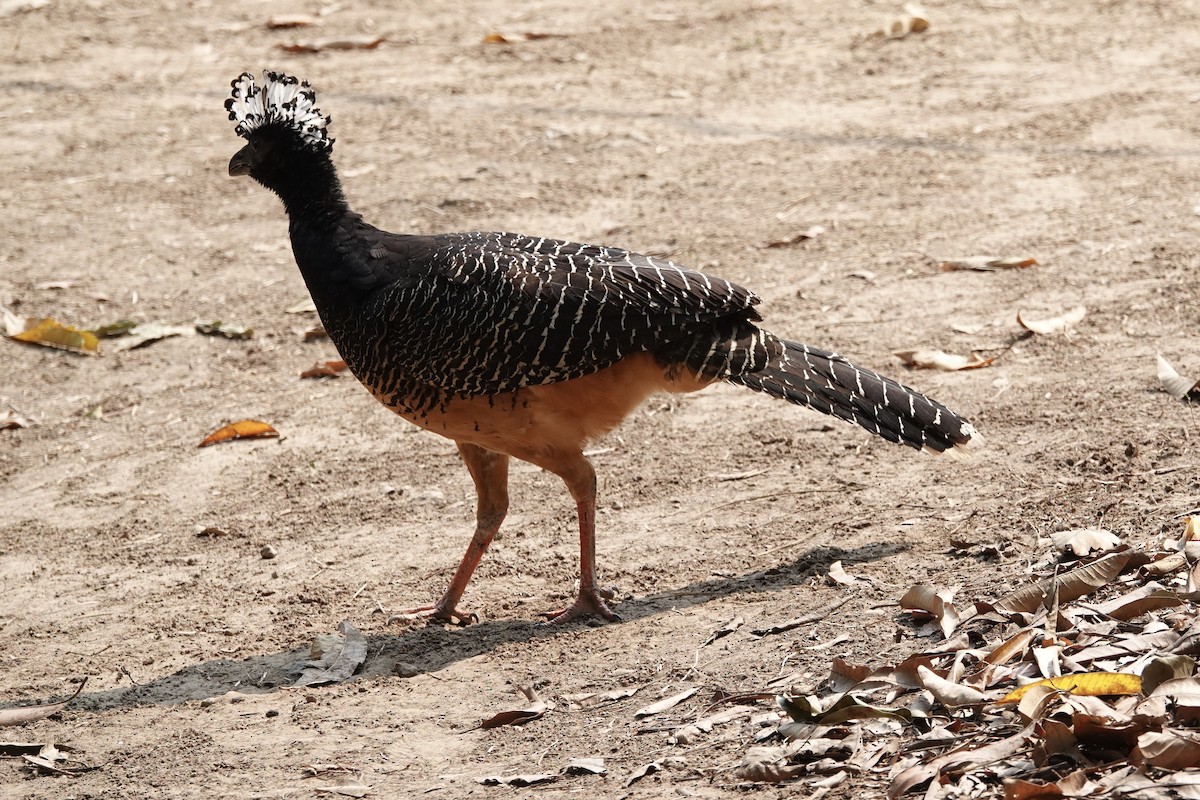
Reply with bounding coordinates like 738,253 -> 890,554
705,519 -> 1200,796
294,620 -> 367,687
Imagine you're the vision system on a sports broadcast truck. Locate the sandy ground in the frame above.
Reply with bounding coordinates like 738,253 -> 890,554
3,0 -> 1200,797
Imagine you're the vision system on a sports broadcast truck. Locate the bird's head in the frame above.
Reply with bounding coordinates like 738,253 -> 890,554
225,71 -> 334,191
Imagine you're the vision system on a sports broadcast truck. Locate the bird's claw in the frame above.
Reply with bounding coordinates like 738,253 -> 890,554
389,603 -> 479,627
543,585 -> 621,625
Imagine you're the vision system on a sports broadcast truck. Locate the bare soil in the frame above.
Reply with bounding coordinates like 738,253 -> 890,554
3,1 -> 1199,797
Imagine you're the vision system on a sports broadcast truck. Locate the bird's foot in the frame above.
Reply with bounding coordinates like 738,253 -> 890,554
543,585 -> 621,625
388,602 -> 479,627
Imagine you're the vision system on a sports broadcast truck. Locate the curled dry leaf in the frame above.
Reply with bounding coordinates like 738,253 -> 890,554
900,584 -> 962,637
1141,656 -> 1196,696
1156,354 -> 1200,402
870,2 -> 929,40
1,407 -> 33,431
295,620 -> 367,687
1136,730 -> 1200,769
279,35 -> 386,53
998,672 -> 1142,704
198,420 -> 279,447
1016,305 -> 1086,335
287,298 -> 317,313
481,685 -> 552,729
112,322 -> 196,351
634,687 -> 698,718
1050,528 -> 1120,557
939,256 -> 1037,272
477,773 -> 556,787
761,225 -> 825,249
482,32 -> 509,44
917,664 -> 987,707
702,616 -> 744,647
993,551 -> 1129,614
561,757 -> 606,776
562,685 -> 640,710
894,349 -> 995,372
0,678 -> 87,727
624,760 -> 662,787
827,560 -> 869,587
736,746 -> 805,782
10,318 -> 99,354
301,359 -> 349,379
266,13 -> 315,28
985,628 -> 1035,666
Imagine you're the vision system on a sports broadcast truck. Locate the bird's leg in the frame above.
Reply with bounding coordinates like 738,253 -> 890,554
543,455 -> 621,625
394,443 -> 509,626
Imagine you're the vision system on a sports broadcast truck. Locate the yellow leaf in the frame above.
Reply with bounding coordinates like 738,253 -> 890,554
198,420 -> 279,448
999,673 -> 1142,704
11,318 -> 99,354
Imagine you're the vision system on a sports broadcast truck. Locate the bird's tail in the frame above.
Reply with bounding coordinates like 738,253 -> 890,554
728,339 -> 978,453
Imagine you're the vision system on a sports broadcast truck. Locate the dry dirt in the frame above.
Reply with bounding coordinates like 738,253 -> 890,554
3,0 -> 1200,798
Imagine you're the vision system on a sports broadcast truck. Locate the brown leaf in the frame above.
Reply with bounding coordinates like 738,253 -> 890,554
940,256 -> 1038,272
1003,778 -> 1063,800
827,560 -> 869,587
894,348 -> 995,372
1137,729 -> 1200,769
888,724 -> 1033,799
0,679 -> 87,727
702,616 -> 744,646
304,325 -> 329,341
736,746 -> 805,782
624,761 -> 662,787
1141,656 -> 1196,696
562,685 -> 640,709
482,32 -> 509,44
760,225 -> 825,249
633,687 -> 697,718
295,620 -> 367,687
1016,306 -> 1087,336
1,407 -> 33,431
900,584 -> 962,637
985,628 -> 1035,666
477,773 -> 556,787
301,359 -> 349,379
266,14 -> 315,28
480,685 -> 552,729
198,420 -> 279,448
993,551 -> 1130,614
917,664 -> 988,707
10,318 -> 99,354
279,35 -> 385,53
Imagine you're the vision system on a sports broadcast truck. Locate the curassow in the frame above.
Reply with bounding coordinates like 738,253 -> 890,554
225,70 -> 978,625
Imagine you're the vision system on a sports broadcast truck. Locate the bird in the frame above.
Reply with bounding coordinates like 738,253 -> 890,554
225,70 -> 978,625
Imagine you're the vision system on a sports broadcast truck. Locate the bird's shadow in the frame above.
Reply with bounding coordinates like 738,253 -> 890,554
22,541 -> 906,714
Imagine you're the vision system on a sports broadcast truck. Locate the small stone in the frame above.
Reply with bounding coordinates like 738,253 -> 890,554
260,544 -> 277,560
265,709 -> 280,718
394,661 -> 421,678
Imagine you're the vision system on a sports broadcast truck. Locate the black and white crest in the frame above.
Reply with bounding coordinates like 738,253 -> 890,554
225,70 -> 333,152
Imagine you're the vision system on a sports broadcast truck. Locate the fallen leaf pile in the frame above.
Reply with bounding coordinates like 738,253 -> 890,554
717,522 -> 1200,797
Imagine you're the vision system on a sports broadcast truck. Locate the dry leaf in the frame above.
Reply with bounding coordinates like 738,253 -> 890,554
198,420 -> 279,447
1141,655 -> 1196,696
313,785 -> 371,798
91,319 -> 137,338
940,256 -> 1037,272
304,325 -> 329,340
195,320 -> 253,339
1137,729 -> 1200,769
1016,306 -> 1086,335
478,773 -> 556,787
872,3 -> 930,40
112,322 -> 196,351
889,724 -> 1033,799
900,584 -> 962,637
279,35 -> 385,53
2,306 -> 25,336
917,664 -> 987,707
624,761 -> 662,787
827,560 -> 869,587
0,679 -> 86,727
993,551 -> 1130,614
10,318 -> 99,354
562,686 -> 640,709
736,746 -> 805,782
761,225 -> 825,248
295,620 -> 367,687
481,685 -> 552,729
985,628 -> 1035,666
561,757 -> 606,775
287,298 -> 317,313
267,14 -> 315,28
482,32 -> 509,44
633,687 -> 698,718
1157,354 -> 1200,402
1,408 -> 33,431
894,348 -> 995,371
301,359 -> 349,379
702,616 -> 744,646
999,672 -> 1142,704
1050,528 -> 1120,557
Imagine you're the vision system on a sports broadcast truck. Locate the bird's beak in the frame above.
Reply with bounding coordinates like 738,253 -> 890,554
228,144 -> 255,177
